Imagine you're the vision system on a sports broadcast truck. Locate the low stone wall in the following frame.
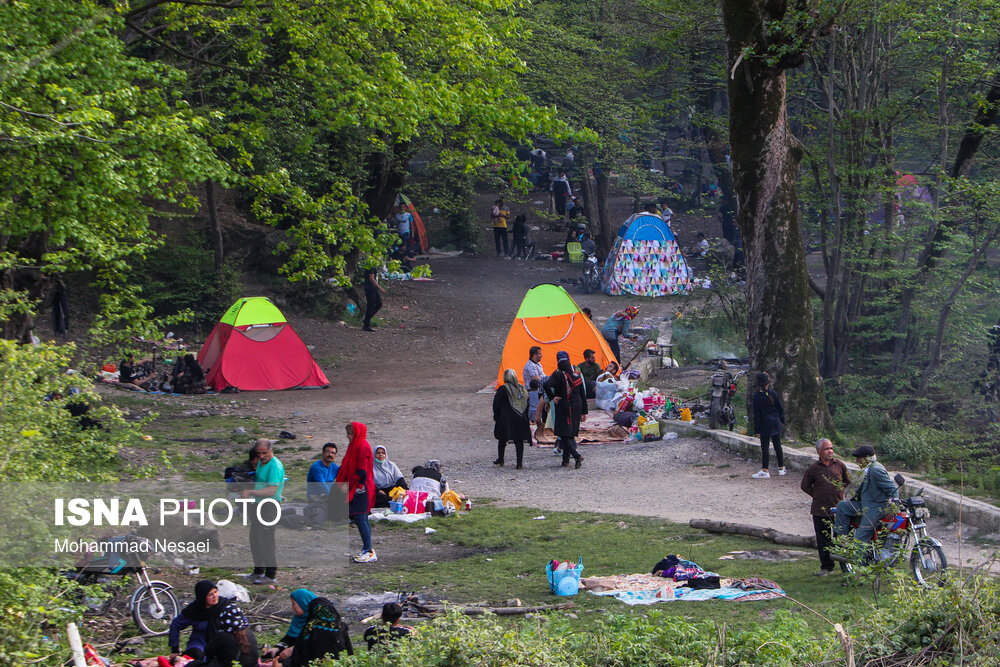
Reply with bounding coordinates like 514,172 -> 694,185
664,420 -> 1000,533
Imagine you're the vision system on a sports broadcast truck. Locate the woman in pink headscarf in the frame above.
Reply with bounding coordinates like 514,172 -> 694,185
335,422 -> 376,563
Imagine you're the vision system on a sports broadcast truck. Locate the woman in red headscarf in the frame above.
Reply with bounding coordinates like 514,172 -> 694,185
335,422 -> 377,563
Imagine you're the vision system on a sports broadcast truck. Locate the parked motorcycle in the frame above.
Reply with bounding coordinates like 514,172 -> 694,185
708,369 -> 745,430
62,535 -> 179,635
833,474 -> 947,587
581,251 -> 601,294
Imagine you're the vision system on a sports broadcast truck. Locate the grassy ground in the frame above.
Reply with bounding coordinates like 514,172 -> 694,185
350,503 -> 869,635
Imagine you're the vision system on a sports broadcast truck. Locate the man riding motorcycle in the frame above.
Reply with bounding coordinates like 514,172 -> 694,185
834,445 -> 897,545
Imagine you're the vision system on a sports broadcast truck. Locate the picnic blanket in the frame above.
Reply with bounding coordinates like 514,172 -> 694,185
581,573 -> 784,605
534,409 -> 629,446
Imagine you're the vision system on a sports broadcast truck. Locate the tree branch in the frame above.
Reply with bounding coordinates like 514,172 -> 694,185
125,0 -> 245,19
124,18 -> 294,80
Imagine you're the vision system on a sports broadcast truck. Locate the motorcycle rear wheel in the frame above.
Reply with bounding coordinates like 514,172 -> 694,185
582,271 -> 593,294
910,540 -> 947,587
709,397 -> 721,429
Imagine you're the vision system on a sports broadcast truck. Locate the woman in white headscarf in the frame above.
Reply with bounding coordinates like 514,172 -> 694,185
492,368 -> 532,469
372,446 -> 407,507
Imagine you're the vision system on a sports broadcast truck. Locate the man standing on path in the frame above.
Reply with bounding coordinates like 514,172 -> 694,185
550,169 -> 571,219
239,438 -> 285,585
801,438 -> 851,576
491,199 -> 510,257
362,266 -> 385,332
834,445 -> 897,549
523,346 -> 544,388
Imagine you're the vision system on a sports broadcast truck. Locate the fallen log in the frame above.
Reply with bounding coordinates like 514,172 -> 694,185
416,602 -> 574,616
689,519 -> 817,548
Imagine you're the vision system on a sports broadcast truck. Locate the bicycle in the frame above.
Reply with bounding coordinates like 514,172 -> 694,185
63,535 -> 180,635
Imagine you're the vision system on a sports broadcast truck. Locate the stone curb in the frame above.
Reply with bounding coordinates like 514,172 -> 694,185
630,349 -> 1000,533
663,420 -> 1000,533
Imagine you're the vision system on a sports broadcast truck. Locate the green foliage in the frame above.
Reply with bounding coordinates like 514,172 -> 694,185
879,423 -> 947,470
326,608 -> 831,667
851,571 -> 1000,665
826,374 -> 891,443
0,0 -> 226,339
408,160 -> 479,249
0,340 -> 144,482
671,309 -> 748,365
131,239 -> 241,331
0,568 -> 88,664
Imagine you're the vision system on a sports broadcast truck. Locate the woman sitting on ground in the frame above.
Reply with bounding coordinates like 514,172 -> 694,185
372,446 -> 407,508
263,588 -> 352,666
364,602 -> 413,651
410,460 -> 445,497
173,354 -> 206,394
167,580 -> 257,667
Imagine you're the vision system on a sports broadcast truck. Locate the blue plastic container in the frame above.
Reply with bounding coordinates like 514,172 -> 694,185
545,557 -> 583,596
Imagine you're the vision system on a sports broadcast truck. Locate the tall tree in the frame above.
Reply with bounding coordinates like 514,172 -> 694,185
721,0 -> 835,436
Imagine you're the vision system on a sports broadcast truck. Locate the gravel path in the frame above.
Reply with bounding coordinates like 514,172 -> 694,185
235,250 -> 998,573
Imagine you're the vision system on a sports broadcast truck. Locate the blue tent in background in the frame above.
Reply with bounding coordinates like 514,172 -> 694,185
602,213 -> 691,296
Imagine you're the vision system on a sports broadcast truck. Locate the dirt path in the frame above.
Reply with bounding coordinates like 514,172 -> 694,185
227,244 -> 994,572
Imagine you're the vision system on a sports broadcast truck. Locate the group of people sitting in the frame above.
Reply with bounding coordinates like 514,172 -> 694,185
117,352 -> 206,394
224,425 -> 454,567
154,580 -> 411,667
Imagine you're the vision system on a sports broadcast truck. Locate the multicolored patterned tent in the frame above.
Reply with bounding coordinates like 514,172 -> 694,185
602,213 -> 691,296
197,297 -> 329,391
496,284 -> 616,387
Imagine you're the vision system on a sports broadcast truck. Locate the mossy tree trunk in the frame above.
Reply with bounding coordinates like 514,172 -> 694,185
722,0 -> 834,438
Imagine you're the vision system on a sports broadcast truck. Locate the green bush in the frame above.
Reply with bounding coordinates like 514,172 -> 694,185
851,572 -> 1000,665
879,423 -> 946,470
327,609 -> 831,667
132,240 -> 241,332
671,314 -> 747,365
0,568 -> 90,665
0,340 -> 144,482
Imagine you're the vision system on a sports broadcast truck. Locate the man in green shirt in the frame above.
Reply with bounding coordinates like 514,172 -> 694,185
578,348 -> 602,399
239,438 -> 284,585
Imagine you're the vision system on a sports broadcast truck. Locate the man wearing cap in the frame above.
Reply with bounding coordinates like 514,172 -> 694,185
801,439 -> 851,575
833,445 -> 897,547
601,306 -> 640,365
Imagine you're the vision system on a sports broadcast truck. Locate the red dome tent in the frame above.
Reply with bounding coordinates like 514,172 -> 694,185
198,297 -> 329,391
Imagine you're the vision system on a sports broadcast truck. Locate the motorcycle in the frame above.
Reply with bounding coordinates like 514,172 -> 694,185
62,534 -> 179,635
832,474 -> 947,587
708,369 -> 745,430
581,251 -> 601,294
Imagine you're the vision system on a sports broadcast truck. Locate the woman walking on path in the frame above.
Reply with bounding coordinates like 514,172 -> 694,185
336,422 -> 377,562
751,372 -> 786,479
362,266 -> 385,332
493,369 -> 532,468
543,352 -> 588,468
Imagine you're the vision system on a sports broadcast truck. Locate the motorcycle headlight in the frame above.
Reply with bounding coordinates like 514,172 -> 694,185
915,507 -> 930,519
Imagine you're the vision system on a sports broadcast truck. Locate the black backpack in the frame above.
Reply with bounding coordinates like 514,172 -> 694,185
292,597 -> 353,665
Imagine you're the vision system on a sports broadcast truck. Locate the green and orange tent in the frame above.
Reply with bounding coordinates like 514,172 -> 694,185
496,284 -> 616,387
197,297 -> 329,391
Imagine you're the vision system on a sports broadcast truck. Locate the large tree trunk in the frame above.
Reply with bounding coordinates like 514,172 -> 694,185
594,168 -> 613,254
722,0 -> 833,438
363,141 -> 409,222
205,179 -> 224,272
